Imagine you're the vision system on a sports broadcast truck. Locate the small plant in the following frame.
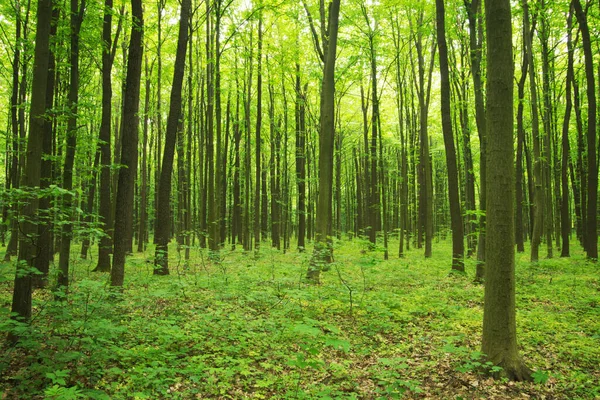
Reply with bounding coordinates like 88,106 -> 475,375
532,369 -> 550,384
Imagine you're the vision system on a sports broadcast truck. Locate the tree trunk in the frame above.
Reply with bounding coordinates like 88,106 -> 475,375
111,0 -> 143,287
465,0 -> 486,281
307,0 -> 341,282
95,0 -> 120,272
56,0 -> 85,290
560,7 -> 574,258
137,55 -> 151,253
253,13 -> 263,252
481,0 -> 531,380
154,0 -> 191,275
515,17 -> 529,253
10,0 -> 53,336
573,0 -> 597,259
523,0 -> 543,263
295,65 -> 306,251
33,7 -> 59,288
436,0 -> 464,271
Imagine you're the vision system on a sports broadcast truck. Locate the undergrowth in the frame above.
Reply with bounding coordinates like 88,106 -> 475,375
0,238 -> 598,399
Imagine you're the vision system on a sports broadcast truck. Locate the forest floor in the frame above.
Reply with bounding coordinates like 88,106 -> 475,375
0,238 -> 599,399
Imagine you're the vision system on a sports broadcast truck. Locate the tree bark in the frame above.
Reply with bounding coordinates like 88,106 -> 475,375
436,0 -> 464,271
573,0 -> 597,259
307,0 -> 341,283
57,0 -> 85,290
560,7 -> 574,258
465,0 -> 486,280
154,0 -> 191,275
481,0 -> 531,380
10,0 -> 53,335
295,65 -> 306,251
111,0 -> 143,287
95,0 -> 120,272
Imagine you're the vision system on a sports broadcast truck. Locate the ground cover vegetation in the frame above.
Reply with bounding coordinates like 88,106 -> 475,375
0,0 -> 599,397
1,240 -> 599,398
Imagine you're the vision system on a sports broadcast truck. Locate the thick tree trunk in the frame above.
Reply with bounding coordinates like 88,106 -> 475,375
33,8 -> 59,288
481,0 -> 531,380
10,0 -> 53,335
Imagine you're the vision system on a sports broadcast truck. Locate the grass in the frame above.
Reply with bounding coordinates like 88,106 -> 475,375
0,237 -> 599,399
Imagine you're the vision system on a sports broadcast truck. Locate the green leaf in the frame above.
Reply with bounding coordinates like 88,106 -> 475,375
325,338 -> 351,353
532,369 -> 549,384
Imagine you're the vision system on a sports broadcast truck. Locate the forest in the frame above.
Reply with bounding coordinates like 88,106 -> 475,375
0,0 -> 599,397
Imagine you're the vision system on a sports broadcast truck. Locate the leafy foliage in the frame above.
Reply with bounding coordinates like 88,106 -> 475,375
0,240 -> 598,398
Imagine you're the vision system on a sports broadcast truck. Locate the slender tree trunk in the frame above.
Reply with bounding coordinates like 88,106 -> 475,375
412,13 -> 435,258
573,0 -> 597,259
205,0 -> 218,252
253,12 -> 263,252
214,0 -> 226,249
307,0 -> 341,282
295,65 -> 306,251
57,0 -> 85,290
561,7 -> 574,257
523,0 -> 543,263
4,2 -> 23,261
80,151 -> 99,259
242,36 -> 253,252
573,79 -> 586,246
154,0 -> 190,275
515,22 -> 529,254
539,7 -> 554,258
137,55 -> 151,253
269,84 -> 281,249
465,0 -> 486,281
111,0 -> 143,287
436,0 -> 464,271
232,76 -> 242,249
95,0 -> 120,272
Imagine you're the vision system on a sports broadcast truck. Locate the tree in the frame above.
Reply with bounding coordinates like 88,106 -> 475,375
410,9 -> 435,258
9,0 -> 53,337
95,0 -> 122,273
464,0 -> 486,281
33,6 -> 60,288
436,0 -> 464,271
481,0 -> 531,380
111,0 -> 144,287
154,0 -> 191,275
295,62 -> 307,252
523,0 -> 543,263
57,0 -> 86,289
560,6 -> 575,258
573,0 -> 597,260
306,0 -> 342,283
